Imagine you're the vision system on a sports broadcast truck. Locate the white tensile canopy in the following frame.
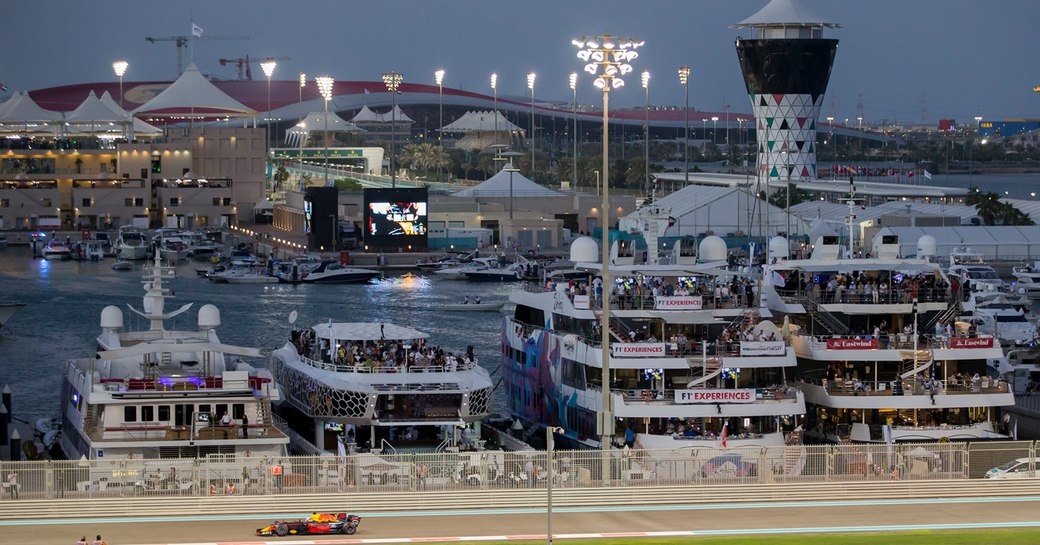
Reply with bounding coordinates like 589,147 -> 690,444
351,105 -> 414,124
439,111 -> 520,133
64,91 -> 122,124
97,91 -> 163,136
451,163 -> 562,198
0,91 -> 62,124
296,111 -> 364,134
132,63 -> 257,119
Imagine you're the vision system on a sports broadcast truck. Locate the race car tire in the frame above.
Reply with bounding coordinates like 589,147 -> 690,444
275,524 -> 289,537
344,526 -> 357,535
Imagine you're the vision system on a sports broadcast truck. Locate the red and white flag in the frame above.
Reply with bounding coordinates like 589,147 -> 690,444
719,420 -> 728,448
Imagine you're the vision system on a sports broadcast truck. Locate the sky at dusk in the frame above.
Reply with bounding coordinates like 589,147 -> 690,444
2,0 -> 1038,124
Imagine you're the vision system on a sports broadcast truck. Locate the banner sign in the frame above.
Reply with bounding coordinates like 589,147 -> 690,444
611,343 -> 666,357
675,389 -> 756,404
740,341 -> 786,356
573,294 -> 590,309
655,296 -> 703,310
950,337 -> 994,349
826,338 -> 878,350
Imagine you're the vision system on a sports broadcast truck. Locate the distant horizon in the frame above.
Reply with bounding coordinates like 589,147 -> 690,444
1,1 -> 1038,124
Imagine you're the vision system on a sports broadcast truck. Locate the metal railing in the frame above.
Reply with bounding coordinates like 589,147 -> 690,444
0,441 -> 1034,502
298,354 -> 477,373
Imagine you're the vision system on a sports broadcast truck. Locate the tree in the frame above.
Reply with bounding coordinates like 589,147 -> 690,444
273,166 -> 289,192
768,182 -> 813,209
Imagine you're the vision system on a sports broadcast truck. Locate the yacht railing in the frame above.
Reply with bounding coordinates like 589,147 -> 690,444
88,422 -> 287,442
805,377 -> 1011,396
297,354 -> 476,373
592,385 -> 795,404
778,286 -> 951,305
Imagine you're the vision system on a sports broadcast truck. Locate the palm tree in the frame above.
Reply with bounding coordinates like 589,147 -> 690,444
476,154 -> 497,179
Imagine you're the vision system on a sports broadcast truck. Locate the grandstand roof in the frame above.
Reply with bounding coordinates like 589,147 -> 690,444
351,104 -> 414,124
132,64 -> 256,118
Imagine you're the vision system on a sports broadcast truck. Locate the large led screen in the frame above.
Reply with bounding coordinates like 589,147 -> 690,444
363,188 -> 428,249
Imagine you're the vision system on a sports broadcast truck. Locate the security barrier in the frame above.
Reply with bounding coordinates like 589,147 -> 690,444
0,440 -> 1036,514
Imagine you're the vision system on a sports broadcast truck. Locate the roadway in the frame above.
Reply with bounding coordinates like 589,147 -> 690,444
7,496 -> 1040,545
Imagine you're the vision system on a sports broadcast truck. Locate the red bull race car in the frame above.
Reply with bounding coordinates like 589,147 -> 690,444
256,513 -> 361,536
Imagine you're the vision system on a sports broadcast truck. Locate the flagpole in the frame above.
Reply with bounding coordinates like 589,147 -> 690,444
189,20 -> 195,69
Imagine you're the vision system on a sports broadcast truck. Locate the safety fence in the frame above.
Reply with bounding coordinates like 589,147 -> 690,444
0,441 -> 1036,503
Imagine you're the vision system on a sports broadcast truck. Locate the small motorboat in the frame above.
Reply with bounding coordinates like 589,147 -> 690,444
111,258 -> 133,271
302,261 -> 380,284
441,301 -> 506,312
42,240 -> 72,260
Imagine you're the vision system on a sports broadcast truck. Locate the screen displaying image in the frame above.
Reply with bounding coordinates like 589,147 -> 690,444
367,201 -> 427,236
363,188 -> 429,249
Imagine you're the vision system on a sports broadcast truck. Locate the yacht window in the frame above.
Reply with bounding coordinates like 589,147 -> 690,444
199,404 -> 212,414
232,404 -> 245,419
996,315 -> 1027,323
216,404 -> 228,419
561,358 -> 587,389
158,405 -> 170,422
124,406 -> 137,423
141,406 -> 155,422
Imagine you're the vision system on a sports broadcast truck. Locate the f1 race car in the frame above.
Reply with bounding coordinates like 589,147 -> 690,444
256,513 -> 361,536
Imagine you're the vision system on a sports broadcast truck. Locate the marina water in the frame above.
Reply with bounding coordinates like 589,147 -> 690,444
0,246 -> 510,424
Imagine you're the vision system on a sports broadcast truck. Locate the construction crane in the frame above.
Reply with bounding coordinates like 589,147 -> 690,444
145,35 -> 249,77
218,55 -> 291,81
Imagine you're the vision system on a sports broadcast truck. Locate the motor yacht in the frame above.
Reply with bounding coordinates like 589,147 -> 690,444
59,252 -> 289,460
42,239 -> 72,260
159,235 -> 190,263
302,261 -> 380,284
270,320 -> 493,454
761,234 -> 1015,443
502,207 -> 805,456
115,226 -> 149,260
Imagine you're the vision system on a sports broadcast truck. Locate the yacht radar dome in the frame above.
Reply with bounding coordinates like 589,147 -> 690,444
769,235 -> 790,260
198,304 -> 221,330
917,234 -> 937,258
699,235 -> 728,262
569,236 -> 599,263
100,306 -> 123,330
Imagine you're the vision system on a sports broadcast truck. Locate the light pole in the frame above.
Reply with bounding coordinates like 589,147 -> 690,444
261,59 -> 277,194
435,69 -> 445,181
826,116 -> 834,179
491,73 -> 499,145
711,116 -> 719,160
299,72 -> 306,105
678,66 -> 691,186
569,73 -> 578,188
315,76 -> 334,187
527,72 -> 536,178
574,33 -> 643,454
844,117 -> 849,160
382,71 -> 404,188
972,115 -> 983,184
296,121 -> 306,190
641,71 -> 650,193
857,116 -> 863,157
112,60 -> 128,139
546,426 -> 564,545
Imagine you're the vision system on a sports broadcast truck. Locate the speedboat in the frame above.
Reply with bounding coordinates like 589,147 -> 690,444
463,262 -> 525,282
440,301 -> 506,312
58,251 -> 289,460
111,258 -> 133,271
302,261 -> 380,284
42,240 -> 72,260
115,226 -> 149,260
159,236 -> 190,263
270,321 -> 492,454
209,261 -> 277,284
433,257 -> 500,280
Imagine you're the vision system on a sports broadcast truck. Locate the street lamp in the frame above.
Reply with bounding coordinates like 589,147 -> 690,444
972,115 -> 983,183
569,73 -> 578,188
296,121 -> 306,191
261,59 -> 277,193
678,65 -> 691,186
641,71 -> 650,193
527,72 -> 536,178
546,426 -> 564,545
112,60 -> 128,139
491,73 -> 499,144
435,69 -> 445,181
315,75 -> 334,187
826,116 -> 835,179
382,71 -> 404,188
857,116 -> 863,157
711,116 -> 719,160
574,33 -> 643,453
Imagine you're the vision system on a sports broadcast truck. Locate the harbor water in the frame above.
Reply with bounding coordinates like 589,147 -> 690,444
0,246 -> 512,424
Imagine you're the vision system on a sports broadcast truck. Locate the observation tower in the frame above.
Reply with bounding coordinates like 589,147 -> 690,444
735,0 -> 839,181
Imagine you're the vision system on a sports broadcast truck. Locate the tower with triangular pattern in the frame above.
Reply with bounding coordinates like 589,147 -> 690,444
735,0 -> 840,183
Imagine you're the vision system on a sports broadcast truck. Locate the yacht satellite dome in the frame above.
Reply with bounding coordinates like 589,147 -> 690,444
100,306 -> 123,329
917,234 -> 937,258
769,236 -> 790,260
569,236 -> 599,263
699,235 -> 727,262
198,304 -> 221,329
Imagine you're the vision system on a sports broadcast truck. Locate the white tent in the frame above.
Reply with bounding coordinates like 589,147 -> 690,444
297,111 -> 364,134
0,91 -> 62,124
351,104 -> 413,124
133,63 -> 256,119
451,163 -> 562,198
440,111 -> 520,133
98,91 -> 162,136
876,225 -> 1040,260
635,184 -> 811,237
